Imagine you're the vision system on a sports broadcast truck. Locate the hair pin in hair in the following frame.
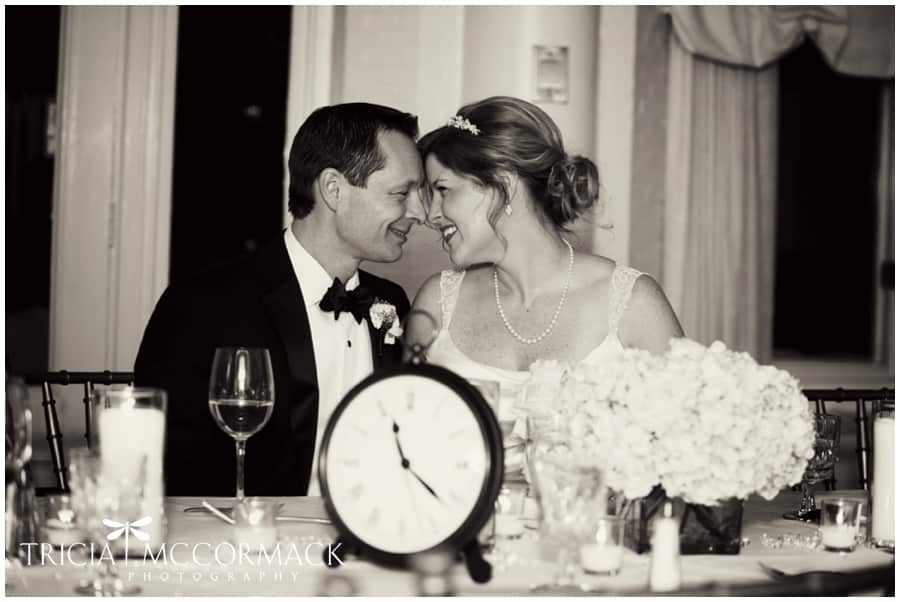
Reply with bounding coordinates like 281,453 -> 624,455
447,115 -> 480,135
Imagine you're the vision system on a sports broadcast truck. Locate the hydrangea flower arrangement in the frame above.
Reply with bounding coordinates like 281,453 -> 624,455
522,338 -> 815,506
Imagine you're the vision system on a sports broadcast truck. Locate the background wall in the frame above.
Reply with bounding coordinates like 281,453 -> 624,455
337,6 -> 603,299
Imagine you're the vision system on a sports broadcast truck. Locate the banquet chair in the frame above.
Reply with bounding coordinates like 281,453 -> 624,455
23,370 -> 134,493
802,387 -> 894,491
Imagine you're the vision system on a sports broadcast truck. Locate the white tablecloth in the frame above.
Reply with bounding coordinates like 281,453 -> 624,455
6,490 -> 893,596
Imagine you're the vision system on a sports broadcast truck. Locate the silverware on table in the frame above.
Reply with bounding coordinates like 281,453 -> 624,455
201,500 -> 235,525
758,562 -> 844,580
184,502 -> 332,525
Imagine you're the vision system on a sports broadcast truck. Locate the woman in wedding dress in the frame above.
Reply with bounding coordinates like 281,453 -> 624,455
407,96 -> 683,416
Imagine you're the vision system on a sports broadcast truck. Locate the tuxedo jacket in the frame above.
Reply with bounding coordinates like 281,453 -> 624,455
133,235 -> 410,496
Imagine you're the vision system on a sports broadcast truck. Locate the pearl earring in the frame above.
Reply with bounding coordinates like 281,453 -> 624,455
504,203 -> 512,217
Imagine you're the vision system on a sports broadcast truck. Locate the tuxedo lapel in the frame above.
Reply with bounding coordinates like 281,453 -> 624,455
252,239 -> 319,435
262,278 -> 318,392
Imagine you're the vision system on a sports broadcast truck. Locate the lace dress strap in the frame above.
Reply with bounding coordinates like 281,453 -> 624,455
608,266 -> 643,335
439,269 -> 466,330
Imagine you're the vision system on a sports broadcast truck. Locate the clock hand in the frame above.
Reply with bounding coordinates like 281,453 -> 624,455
407,467 -> 442,501
392,420 -> 408,461
399,460 -> 427,531
392,418 -> 443,503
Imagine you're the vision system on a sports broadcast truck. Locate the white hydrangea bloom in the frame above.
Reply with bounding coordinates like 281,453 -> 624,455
520,337 -> 815,506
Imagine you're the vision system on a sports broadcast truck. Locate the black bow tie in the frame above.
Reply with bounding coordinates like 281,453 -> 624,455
318,278 -> 375,324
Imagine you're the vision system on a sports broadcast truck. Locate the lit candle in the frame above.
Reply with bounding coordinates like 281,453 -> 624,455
44,517 -> 82,547
523,496 -> 541,523
580,543 -> 623,575
98,406 -> 166,553
494,514 -> 524,538
233,500 -> 278,551
234,525 -> 278,550
820,524 -> 858,551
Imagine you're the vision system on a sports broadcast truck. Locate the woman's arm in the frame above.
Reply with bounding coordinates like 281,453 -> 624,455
403,272 -> 444,361
618,274 -> 684,354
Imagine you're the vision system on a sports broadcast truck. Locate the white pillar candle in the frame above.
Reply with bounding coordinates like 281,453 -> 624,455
98,407 -> 166,553
580,543 -> 623,574
871,416 -> 894,545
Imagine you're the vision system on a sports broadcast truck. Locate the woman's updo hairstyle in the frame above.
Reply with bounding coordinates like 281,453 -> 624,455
418,96 -> 601,231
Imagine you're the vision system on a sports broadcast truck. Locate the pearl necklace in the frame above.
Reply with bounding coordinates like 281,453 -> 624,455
493,239 -> 574,345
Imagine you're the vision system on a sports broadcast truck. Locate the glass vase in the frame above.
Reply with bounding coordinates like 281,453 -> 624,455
624,486 -> 744,555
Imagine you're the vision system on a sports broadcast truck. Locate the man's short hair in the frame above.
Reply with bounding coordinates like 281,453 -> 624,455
287,103 -> 419,219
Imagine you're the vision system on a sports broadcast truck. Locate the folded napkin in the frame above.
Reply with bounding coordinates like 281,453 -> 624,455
758,546 -> 894,576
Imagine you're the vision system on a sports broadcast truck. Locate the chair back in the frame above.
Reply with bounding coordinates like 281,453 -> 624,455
23,371 -> 134,492
802,387 -> 894,491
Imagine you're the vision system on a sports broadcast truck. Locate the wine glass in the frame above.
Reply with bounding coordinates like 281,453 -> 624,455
208,347 -> 275,502
784,413 -> 841,522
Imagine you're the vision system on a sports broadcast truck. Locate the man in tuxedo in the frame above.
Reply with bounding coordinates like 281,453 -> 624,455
134,103 -> 426,496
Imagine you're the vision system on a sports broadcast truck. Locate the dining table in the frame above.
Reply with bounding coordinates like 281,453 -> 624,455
6,488 -> 894,596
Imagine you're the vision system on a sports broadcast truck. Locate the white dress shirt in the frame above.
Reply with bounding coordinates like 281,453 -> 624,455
283,228 -> 374,495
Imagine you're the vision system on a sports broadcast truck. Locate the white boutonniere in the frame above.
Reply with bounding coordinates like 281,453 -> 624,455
369,299 -> 404,349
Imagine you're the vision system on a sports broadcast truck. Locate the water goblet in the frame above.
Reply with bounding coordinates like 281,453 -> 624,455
529,448 -> 606,592
69,448 -> 144,596
524,412 -> 570,487
208,347 -> 275,502
784,413 -> 840,522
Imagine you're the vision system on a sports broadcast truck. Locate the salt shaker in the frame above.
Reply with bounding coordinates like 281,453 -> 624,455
649,501 -> 681,592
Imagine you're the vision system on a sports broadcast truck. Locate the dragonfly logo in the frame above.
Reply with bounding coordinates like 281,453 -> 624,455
103,516 -> 152,564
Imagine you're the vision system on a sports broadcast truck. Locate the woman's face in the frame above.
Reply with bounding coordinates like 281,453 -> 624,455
425,154 -> 502,267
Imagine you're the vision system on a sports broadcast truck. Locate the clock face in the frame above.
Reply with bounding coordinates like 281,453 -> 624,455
321,373 -> 491,555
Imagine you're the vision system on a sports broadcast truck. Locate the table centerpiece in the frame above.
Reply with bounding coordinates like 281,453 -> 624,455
520,338 -> 815,554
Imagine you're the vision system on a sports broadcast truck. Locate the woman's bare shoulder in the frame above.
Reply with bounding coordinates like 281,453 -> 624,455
410,272 -> 445,327
620,273 -> 684,352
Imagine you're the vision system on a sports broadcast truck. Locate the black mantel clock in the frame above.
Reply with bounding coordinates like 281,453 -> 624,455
317,333 -> 504,584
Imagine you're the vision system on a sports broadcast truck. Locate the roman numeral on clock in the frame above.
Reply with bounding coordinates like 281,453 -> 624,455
349,483 -> 364,501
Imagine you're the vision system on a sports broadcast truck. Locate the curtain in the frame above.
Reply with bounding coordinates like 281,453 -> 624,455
663,5 -> 894,78
660,5 -> 892,359
663,36 -> 778,359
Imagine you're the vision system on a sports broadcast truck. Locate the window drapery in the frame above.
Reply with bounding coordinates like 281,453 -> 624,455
663,5 -> 893,78
663,36 -> 778,359
659,5 -> 892,358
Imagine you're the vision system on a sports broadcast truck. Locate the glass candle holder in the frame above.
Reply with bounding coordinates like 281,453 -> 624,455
820,497 -> 863,552
494,485 -> 526,539
580,516 -> 625,576
233,498 -> 278,551
41,494 -> 82,546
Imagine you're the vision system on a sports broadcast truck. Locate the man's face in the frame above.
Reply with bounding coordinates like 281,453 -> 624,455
336,130 -> 426,263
